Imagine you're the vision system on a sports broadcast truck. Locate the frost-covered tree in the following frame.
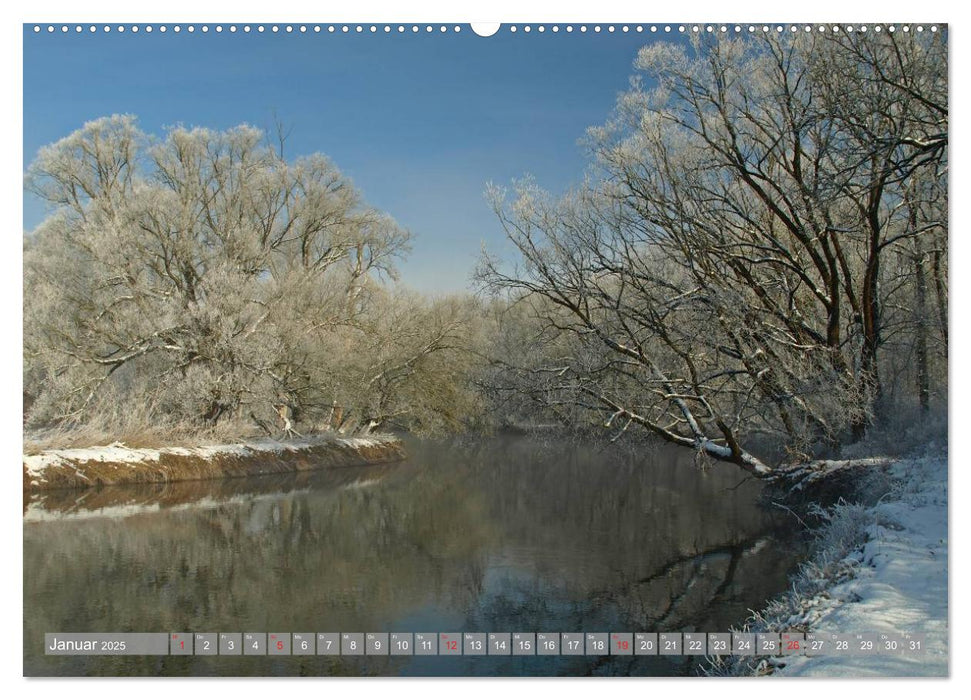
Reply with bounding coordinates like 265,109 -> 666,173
24,116 -> 472,437
478,30 -> 947,473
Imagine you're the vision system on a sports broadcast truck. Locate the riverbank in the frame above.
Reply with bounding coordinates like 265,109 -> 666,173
23,434 -> 405,491
708,444 -> 948,677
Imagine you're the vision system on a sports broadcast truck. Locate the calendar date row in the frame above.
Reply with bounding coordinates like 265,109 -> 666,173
46,631 -> 926,657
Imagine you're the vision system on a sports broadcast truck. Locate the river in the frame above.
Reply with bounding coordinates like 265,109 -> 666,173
23,435 -> 806,676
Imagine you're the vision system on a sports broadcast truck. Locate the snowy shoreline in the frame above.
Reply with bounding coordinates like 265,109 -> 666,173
712,446 -> 948,677
23,434 -> 406,491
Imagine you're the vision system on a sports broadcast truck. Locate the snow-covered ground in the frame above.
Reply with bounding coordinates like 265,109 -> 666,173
759,448 -> 948,677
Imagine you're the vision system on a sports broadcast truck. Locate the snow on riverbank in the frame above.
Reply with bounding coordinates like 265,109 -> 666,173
23,433 -> 404,491
731,447 -> 948,677
24,435 -> 393,475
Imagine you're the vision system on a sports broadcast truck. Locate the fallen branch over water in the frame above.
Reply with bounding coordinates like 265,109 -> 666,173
769,457 -> 896,490
766,457 -> 896,507
23,434 -> 406,492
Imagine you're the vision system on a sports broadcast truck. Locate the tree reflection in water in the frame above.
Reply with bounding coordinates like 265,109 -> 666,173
24,436 -> 806,676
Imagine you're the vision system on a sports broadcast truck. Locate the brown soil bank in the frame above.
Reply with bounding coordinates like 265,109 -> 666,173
23,434 -> 405,492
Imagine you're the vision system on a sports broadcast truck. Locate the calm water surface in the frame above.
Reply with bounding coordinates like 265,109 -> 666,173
23,436 -> 805,676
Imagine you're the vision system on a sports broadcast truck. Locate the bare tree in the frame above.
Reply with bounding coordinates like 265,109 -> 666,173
321,289 -> 486,435
477,29 -> 947,474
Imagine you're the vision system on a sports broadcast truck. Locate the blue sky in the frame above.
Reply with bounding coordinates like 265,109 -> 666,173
23,25 -> 669,292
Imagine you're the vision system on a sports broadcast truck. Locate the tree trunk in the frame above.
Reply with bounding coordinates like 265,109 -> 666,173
914,230 -> 931,414
932,247 -> 948,353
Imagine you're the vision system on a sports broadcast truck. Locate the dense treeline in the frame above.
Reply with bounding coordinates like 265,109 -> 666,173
24,30 -> 947,472
24,118 -> 483,442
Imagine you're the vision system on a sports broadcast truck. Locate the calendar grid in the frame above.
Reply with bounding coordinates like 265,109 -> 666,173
44,632 -> 927,657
